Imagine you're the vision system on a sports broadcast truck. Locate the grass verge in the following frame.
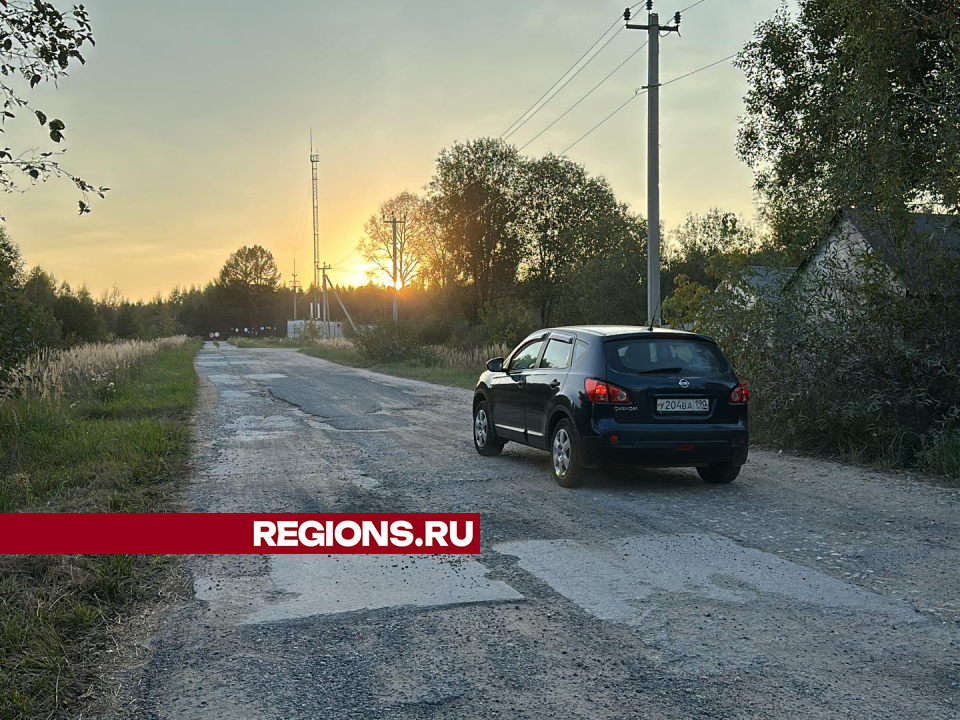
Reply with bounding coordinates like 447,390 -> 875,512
0,340 -> 201,719
299,345 -> 477,389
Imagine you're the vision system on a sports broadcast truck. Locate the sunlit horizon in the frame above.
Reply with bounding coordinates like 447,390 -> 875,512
1,0 -> 781,302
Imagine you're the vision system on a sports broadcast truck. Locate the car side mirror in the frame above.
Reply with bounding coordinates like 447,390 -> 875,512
486,357 -> 505,373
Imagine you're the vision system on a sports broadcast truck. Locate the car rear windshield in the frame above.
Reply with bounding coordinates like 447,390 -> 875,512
604,337 -> 733,378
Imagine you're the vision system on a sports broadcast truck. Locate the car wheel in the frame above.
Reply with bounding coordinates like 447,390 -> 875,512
697,462 -> 741,484
551,419 -> 583,488
473,401 -> 504,456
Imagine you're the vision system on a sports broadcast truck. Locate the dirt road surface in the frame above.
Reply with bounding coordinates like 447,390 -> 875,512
109,342 -> 960,719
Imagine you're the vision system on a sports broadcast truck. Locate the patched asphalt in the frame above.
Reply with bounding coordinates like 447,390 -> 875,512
107,342 -> 960,719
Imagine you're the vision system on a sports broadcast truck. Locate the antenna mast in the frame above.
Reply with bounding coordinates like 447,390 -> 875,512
310,130 -> 321,321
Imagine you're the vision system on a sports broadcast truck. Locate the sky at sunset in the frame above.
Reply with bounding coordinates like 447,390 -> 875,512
2,0 -> 785,301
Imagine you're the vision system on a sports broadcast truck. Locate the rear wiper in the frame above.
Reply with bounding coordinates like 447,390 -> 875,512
634,366 -> 684,375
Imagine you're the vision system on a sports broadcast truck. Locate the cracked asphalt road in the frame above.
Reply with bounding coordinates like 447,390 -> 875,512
111,342 -> 960,719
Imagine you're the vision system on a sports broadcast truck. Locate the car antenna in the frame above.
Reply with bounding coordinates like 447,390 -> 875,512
648,294 -> 663,332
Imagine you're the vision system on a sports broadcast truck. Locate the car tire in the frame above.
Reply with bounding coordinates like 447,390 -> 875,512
551,419 -> 583,488
697,462 -> 741,484
473,401 -> 504,456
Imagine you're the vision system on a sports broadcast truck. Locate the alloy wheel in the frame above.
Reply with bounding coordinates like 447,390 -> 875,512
475,408 -> 488,447
553,428 -> 571,476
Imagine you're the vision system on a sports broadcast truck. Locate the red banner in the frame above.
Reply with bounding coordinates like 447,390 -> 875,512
0,513 -> 481,554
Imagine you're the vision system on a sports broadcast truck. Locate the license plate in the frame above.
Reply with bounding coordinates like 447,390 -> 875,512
657,398 -> 709,413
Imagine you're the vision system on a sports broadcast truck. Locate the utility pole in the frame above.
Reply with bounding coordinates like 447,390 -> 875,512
625,3 -> 680,326
310,131 -> 321,329
289,258 -> 301,321
382,215 -> 406,324
320,263 -> 332,339
326,274 -> 358,335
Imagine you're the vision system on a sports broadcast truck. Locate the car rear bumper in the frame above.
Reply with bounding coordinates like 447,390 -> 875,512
577,421 -> 749,468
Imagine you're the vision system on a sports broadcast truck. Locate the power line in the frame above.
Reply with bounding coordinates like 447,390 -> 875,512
499,15 -> 622,140
518,41 -> 649,152
559,48 -> 741,156
661,52 -> 738,86
499,0 -> 652,142
679,0 -> 711,12
330,247 -> 359,269
504,25 -> 626,142
560,90 -> 647,155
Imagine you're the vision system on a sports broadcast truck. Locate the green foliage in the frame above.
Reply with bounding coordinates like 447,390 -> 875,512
690,244 -> 960,477
514,153 -> 638,325
662,274 -> 711,329
0,1 -> 108,214
353,322 -> 428,364
473,297 -> 538,348
0,342 -> 199,719
427,138 -> 526,320
736,1 -> 960,248
0,230 -> 59,383
216,245 -> 282,331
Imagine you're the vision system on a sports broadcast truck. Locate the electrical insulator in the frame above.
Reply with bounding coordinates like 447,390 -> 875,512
623,7 -> 631,21
674,11 -> 681,25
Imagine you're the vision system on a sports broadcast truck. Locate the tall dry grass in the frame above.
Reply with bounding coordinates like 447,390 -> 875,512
302,336 -> 355,351
423,343 -> 512,371
2,336 -> 189,403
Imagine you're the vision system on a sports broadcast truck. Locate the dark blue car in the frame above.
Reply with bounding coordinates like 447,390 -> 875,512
472,326 -> 750,487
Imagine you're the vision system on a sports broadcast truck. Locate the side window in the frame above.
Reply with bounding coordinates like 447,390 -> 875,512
509,340 -> 544,371
573,340 -> 589,365
539,339 -> 572,369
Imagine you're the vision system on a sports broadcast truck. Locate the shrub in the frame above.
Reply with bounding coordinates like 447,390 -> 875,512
353,323 -> 423,363
691,246 -> 960,477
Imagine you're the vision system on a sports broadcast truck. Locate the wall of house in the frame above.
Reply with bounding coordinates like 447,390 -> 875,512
797,218 -> 904,312
806,219 -> 871,281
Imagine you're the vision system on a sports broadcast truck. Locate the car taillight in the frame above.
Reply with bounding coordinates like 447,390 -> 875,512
585,378 -> 630,403
730,382 -> 750,404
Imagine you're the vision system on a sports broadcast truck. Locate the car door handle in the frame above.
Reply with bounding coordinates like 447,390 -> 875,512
549,379 -> 561,389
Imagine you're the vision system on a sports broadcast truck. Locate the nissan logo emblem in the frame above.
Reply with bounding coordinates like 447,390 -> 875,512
678,378 -> 690,389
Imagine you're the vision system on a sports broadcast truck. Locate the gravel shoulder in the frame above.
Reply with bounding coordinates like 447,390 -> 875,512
107,343 -> 960,719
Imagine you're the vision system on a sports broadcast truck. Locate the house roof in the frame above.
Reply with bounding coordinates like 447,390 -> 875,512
797,208 -> 960,291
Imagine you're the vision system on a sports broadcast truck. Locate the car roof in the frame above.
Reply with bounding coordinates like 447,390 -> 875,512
545,325 -> 710,340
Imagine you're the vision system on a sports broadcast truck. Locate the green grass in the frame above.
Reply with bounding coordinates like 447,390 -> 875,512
299,344 -> 369,368
298,345 -> 477,389
0,341 -> 200,719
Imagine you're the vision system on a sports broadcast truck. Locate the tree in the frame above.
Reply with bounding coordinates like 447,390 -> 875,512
0,229 -> 58,381
0,1 -> 107,216
551,211 -> 648,326
514,154 -> 633,326
736,0 -> 960,250
217,245 -> 280,330
427,138 -> 525,320
357,191 -> 430,288
54,282 -> 105,343
664,210 -> 764,292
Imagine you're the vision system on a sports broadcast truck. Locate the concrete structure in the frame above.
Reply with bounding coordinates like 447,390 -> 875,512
287,319 -> 344,340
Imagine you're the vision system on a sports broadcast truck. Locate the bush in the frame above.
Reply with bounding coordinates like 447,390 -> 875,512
691,245 -> 960,477
353,323 -> 424,363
